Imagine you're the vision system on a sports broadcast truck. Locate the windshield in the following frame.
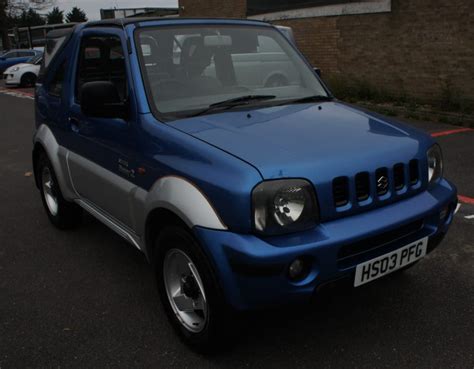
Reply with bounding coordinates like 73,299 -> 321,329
136,25 -> 329,120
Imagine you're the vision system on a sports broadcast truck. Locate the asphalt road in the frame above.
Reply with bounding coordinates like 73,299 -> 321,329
0,89 -> 473,369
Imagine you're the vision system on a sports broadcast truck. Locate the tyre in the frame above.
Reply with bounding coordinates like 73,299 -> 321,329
154,226 -> 230,352
37,153 -> 82,229
20,73 -> 36,87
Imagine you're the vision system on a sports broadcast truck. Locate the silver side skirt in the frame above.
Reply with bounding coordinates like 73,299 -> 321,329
75,198 -> 143,252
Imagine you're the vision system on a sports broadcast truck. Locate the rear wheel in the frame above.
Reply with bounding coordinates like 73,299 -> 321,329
37,153 -> 82,229
154,226 -> 230,351
20,73 -> 36,87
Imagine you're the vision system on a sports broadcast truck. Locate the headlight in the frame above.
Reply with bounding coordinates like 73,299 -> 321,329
427,144 -> 443,183
252,179 -> 319,235
11,66 -> 20,72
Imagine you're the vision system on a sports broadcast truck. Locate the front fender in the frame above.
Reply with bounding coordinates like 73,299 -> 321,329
136,176 -> 228,238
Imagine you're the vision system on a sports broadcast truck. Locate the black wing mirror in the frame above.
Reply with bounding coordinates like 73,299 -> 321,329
80,81 -> 127,119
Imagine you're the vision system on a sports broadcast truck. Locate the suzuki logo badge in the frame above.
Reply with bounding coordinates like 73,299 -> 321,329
377,175 -> 389,193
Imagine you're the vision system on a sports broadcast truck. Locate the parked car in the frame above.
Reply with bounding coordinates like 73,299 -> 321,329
33,19 -> 457,350
3,54 -> 42,87
0,49 -> 42,74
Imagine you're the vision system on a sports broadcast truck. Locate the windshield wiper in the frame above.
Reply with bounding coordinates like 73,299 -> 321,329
190,95 -> 276,117
278,95 -> 333,106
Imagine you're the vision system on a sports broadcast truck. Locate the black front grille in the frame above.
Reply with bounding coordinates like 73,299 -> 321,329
355,172 -> 370,201
393,163 -> 405,191
409,159 -> 419,185
337,219 -> 424,268
331,159 -> 421,209
332,176 -> 349,207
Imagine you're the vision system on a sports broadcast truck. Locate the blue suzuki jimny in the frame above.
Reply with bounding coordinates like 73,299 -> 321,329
33,18 -> 457,348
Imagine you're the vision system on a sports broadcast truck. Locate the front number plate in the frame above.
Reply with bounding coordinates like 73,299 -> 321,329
354,237 -> 428,287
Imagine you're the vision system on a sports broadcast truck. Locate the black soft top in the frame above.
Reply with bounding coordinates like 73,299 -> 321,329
83,17 -> 269,29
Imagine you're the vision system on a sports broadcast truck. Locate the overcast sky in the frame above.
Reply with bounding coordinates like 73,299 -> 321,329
55,0 -> 178,20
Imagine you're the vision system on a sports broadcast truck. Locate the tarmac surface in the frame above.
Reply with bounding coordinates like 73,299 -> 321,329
0,84 -> 473,368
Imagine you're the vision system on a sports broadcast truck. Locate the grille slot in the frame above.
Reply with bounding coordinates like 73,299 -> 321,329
337,219 -> 424,268
375,168 -> 389,196
409,159 -> 419,185
333,176 -> 349,207
331,159 -> 419,211
393,163 -> 405,190
355,172 -> 370,201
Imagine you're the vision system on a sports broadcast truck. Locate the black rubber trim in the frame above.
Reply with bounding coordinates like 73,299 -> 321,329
229,260 -> 284,277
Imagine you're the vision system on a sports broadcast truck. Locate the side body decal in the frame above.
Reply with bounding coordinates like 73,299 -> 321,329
34,125 -> 228,255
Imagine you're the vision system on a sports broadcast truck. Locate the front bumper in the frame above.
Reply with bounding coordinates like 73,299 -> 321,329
3,73 -> 20,85
193,179 -> 457,310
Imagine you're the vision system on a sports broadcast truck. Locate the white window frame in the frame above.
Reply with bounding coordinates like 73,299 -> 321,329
248,0 -> 391,21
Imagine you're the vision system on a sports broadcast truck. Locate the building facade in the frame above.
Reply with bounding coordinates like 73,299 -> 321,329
179,0 -> 474,106
100,7 -> 179,20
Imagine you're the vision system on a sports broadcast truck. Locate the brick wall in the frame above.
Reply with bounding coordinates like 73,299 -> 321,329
180,0 -> 246,18
179,0 -> 474,104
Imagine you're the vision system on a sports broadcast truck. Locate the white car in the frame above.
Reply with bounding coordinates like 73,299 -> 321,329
3,54 -> 42,87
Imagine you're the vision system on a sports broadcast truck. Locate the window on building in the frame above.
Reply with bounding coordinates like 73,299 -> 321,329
247,0 -> 352,15
247,0 -> 391,19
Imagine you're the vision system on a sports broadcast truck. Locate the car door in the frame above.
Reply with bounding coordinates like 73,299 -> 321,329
66,29 -> 139,230
0,51 -> 20,70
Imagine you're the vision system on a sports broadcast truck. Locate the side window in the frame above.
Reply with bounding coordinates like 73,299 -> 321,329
43,35 -> 67,70
76,35 -> 127,102
49,62 -> 66,97
3,52 -> 17,59
258,36 -> 283,53
84,46 -> 101,60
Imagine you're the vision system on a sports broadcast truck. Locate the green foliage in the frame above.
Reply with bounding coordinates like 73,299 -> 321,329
438,81 -> 473,114
5,8 -> 45,29
326,75 -> 400,104
326,74 -> 473,114
15,8 -> 45,27
46,6 -> 63,24
65,6 -> 87,23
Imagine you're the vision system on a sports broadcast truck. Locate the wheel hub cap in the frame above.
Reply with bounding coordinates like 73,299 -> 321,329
42,167 -> 58,216
163,249 -> 208,333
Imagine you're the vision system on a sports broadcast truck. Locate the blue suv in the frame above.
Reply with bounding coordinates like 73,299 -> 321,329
33,19 -> 457,349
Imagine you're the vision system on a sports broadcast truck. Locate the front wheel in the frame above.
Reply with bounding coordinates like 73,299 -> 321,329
20,73 -> 36,87
154,226 -> 231,352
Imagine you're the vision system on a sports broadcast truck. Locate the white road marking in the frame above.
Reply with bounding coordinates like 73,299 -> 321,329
454,203 -> 462,215
464,215 -> 474,220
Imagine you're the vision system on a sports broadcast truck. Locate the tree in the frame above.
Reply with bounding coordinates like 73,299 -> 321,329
0,0 -> 11,49
17,8 -> 45,27
65,6 -> 87,23
1,0 -> 55,49
46,6 -> 63,24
